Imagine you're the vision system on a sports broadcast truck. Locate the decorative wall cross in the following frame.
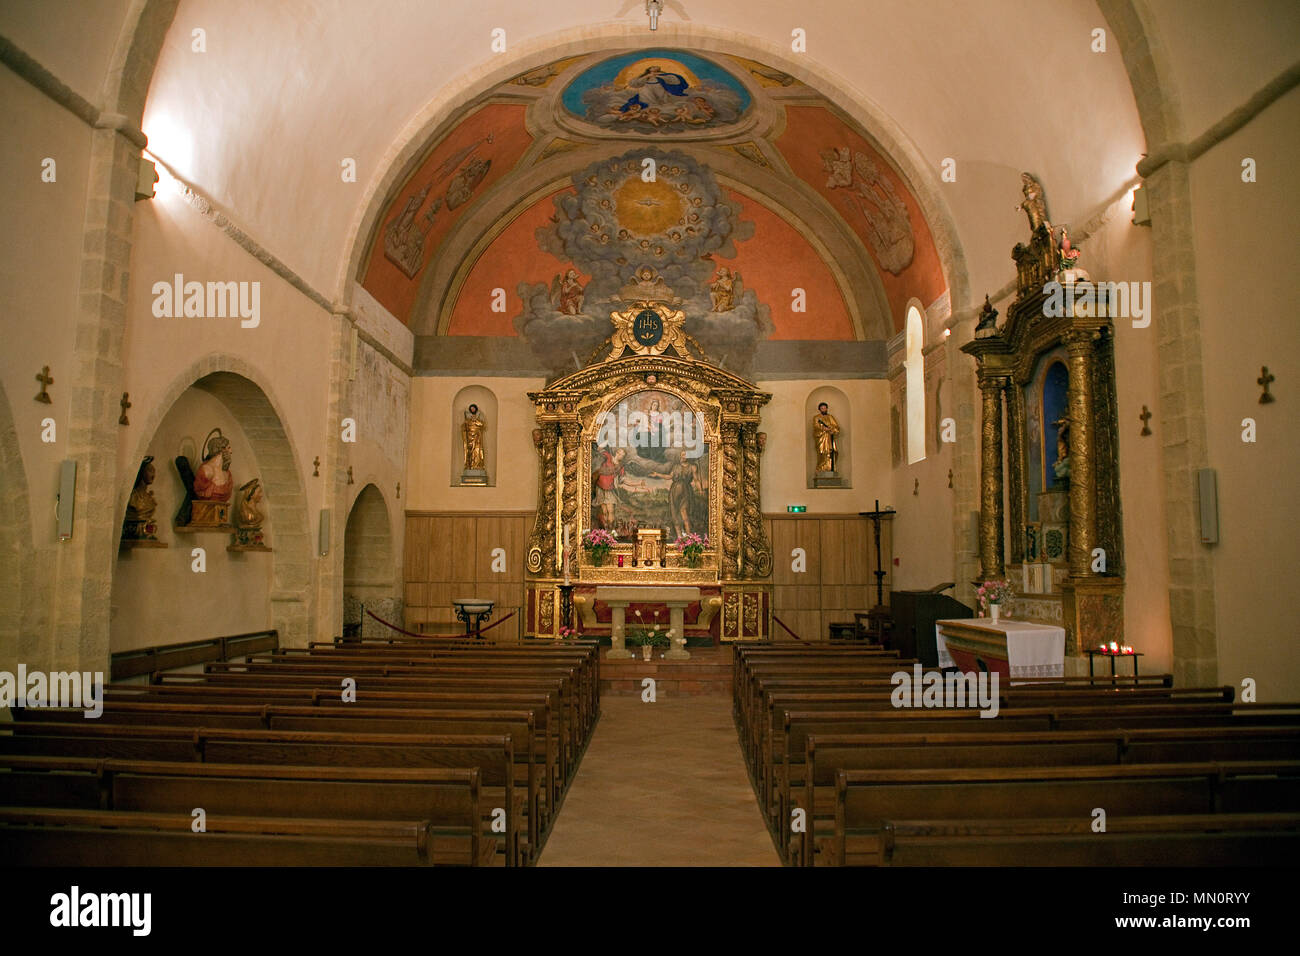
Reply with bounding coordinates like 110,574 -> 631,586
347,466 -> 354,485
1258,366 -> 1275,404
119,392 -> 131,425
396,481 -> 401,499
34,366 -> 53,403
947,469 -> 953,488
913,478 -> 919,496
1139,405 -> 1152,435
312,456 -> 320,477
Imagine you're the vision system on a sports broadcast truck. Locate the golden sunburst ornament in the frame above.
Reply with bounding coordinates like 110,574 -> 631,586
614,178 -> 684,235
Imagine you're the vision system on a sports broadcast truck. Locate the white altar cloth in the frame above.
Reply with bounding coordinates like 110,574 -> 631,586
935,618 -> 1066,680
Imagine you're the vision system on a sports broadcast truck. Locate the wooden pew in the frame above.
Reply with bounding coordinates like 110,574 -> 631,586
792,726 -> 1300,864
830,760 -> 1300,866
0,807 -> 445,867
0,756 -> 491,865
868,812 -> 1300,866
0,725 -> 528,865
13,702 -> 554,846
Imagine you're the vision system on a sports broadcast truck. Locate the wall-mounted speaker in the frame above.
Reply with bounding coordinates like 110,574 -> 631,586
57,459 -> 76,540
318,509 -> 330,555
1197,468 -> 1218,544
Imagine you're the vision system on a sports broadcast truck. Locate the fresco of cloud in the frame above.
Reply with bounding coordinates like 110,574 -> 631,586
513,149 -> 771,376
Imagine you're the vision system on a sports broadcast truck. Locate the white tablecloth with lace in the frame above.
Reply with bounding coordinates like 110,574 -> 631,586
935,618 -> 1065,679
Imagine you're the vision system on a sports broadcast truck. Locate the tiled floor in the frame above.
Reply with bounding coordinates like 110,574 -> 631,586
538,693 -> 780,866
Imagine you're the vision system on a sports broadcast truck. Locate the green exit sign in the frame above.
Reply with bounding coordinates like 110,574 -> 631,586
787,505 -> 807,513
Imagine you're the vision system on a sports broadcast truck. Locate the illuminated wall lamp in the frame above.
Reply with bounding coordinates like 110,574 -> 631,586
646,0 -> 662,31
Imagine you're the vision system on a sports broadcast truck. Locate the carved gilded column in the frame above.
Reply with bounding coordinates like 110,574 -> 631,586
978,375 -> 1007,580
720,421 -> 741,580
559,421 -> 580,560
1065,330 -> 1099,576
1005,383 -> 1026,565
740,426 -> 772,578
526,426 -> 558,575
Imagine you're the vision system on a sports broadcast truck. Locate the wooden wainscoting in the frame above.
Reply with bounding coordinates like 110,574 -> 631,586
764,513 -> 892,642
403,512 -> 533,639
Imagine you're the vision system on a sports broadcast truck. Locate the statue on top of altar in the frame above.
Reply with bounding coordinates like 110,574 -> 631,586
1016,172 -> 1051,234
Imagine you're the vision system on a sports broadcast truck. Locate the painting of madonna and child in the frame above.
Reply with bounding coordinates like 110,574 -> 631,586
590,390 -> 710,544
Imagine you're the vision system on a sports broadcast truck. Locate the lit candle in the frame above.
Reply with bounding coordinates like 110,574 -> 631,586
563,526 -> 571,585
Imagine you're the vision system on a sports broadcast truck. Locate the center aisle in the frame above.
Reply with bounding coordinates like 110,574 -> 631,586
538,693 -> 780,866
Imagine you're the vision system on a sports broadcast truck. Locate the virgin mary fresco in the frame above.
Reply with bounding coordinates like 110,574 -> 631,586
577,55 -> 745,132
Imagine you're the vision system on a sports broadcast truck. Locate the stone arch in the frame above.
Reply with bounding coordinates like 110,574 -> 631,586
343,483 -> 398,638
336,25 -> 971,324
0,381 -> 40,669
121,356 -> 314,646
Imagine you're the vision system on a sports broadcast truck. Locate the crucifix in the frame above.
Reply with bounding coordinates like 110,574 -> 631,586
1139,405 -> 1152,435
119,392 -> 131,425
859,499 -> 897,609
1258,366 -> 1276,404
34,366 -> 53,404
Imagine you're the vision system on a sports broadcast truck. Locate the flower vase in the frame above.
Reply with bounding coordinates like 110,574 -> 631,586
990,603 -> 1000,624
641,644 -> 653,661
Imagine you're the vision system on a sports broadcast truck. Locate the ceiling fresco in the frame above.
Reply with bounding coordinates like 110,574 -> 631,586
560,49 -> 751,134
358,48 -> 948,376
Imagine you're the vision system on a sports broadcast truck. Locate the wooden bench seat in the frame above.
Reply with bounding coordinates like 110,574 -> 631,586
0,807 -> 456,867
851,812 -> 1300,866
790,726 -> 1300,864
829,760 -> 1300,867
0,756 -> 492,864
0,725 -> 529,865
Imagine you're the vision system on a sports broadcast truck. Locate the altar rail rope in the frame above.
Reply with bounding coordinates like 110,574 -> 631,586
771,615 -> 804,641
362,605 -> 517,641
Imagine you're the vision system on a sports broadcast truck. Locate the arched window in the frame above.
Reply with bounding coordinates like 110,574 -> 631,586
905,304 -> 925,464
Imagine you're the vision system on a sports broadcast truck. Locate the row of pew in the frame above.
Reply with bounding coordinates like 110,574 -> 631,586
1,634 -> 602,866
732,642 -> 1300,865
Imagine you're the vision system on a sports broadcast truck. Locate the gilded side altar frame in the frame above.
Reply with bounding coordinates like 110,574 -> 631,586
963,246 -> 1126,656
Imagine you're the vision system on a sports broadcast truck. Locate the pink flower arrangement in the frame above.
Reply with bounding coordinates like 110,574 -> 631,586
675,532 -> 709,566
582,528 -> 618,549
976,579 -> 1013,612
581,528 -> 617,565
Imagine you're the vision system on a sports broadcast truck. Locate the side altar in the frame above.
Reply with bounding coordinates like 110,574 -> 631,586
523,294 -> 773,643
962,174 -> 1125,668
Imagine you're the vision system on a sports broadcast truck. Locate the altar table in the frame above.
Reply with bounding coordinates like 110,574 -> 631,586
935,618 -> 1065,682
596,586 -> 700,660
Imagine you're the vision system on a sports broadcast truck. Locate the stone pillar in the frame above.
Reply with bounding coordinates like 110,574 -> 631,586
665,600 -> 691,660
607,601 -> 632,659
1065,330 -> 1099,577
977,375 -> 1007,580
51,126 -> 141,670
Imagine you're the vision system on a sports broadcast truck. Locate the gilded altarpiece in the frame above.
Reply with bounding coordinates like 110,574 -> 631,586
524,306 -> 772,641
963,224 -> 1125,658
